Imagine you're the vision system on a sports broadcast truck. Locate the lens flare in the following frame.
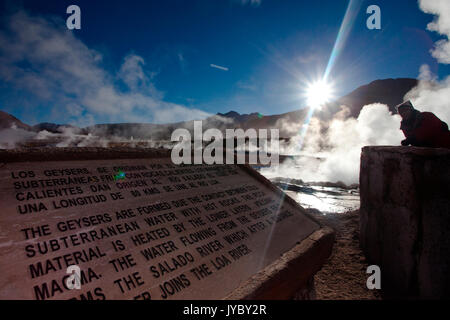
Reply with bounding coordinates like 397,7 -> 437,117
306,80 -> 333,108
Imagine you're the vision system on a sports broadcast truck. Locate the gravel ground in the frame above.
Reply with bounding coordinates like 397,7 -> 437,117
310,209 -> 382,300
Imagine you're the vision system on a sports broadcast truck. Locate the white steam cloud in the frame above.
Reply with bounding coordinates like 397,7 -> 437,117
0,124 -> 35,149
405,0 -> 450,124
405,66 -> 450,124
0,11 -> 210,126
419,0 -> 450,64
263,104 -> 403,185
0,124 -> 178,150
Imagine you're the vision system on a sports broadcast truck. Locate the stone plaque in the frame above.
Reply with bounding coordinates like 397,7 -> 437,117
0,148 -> 332,300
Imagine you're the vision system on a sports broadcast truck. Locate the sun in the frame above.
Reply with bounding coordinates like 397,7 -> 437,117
306,80 -> 334,108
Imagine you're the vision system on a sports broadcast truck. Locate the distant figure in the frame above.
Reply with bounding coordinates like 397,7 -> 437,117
397,100 -> 450,149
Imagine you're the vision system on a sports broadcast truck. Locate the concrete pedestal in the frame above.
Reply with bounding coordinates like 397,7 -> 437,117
360,146 -> 450,298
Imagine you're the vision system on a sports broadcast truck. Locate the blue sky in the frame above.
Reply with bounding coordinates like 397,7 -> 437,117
0,0 -> 449,126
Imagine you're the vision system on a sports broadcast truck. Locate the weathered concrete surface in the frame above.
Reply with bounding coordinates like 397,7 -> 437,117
360,146 -> 450,298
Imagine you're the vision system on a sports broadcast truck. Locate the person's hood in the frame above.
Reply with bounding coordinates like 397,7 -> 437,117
396,100 -> 415,112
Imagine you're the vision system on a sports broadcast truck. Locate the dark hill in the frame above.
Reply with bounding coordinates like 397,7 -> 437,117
0,111 -> 33,131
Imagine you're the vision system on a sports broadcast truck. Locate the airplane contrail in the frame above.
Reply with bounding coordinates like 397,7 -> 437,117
210,64 -> 229,71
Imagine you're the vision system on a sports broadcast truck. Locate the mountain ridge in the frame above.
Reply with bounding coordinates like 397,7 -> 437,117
0,78 -> 419,139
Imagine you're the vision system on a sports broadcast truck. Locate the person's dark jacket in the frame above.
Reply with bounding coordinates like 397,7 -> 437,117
400,110 -> 450,148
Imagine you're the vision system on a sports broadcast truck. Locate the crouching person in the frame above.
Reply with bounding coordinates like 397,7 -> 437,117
397,100 -> 450,149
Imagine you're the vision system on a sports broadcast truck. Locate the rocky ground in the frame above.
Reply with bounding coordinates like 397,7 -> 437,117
310,209 -> 382,300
